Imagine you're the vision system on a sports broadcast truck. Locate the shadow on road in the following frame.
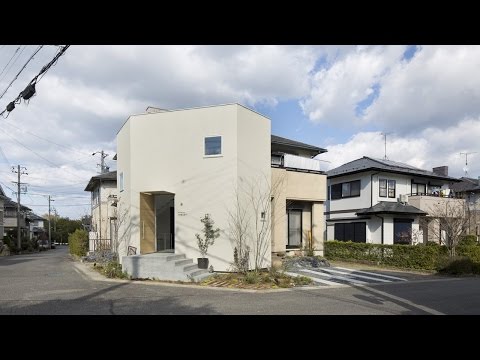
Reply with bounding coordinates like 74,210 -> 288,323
0,281 -> 220,315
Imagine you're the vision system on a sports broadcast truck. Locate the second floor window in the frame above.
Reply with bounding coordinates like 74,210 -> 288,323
379,179 -> 396,198
331,180 -> 361,200
205,136 -> 222,156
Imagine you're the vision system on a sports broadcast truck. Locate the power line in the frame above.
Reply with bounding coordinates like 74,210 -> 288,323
0,45 -> 25,83
0,45 -> 70,117
0,45 -> 43,102
0,46 -> 21,79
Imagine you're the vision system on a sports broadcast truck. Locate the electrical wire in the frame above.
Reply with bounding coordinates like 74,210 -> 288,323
0,45 -> 43,102
0,46 -> 21,79
0,45 -> 26,84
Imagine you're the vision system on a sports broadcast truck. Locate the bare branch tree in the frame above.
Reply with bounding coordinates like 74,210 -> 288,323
428,200 -> 469,257
228,172 -> 286,272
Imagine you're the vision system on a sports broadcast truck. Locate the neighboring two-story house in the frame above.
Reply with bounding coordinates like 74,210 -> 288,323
115,104 -> 327,280
450,177 -> 480,239
2,198 -> 31,239
84,170 -> 118,252
325,157 -> 461,245
26,213 -> 46,241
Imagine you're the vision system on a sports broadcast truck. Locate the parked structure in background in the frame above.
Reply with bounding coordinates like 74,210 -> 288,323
114,104 -> 327,280
84,171 -> 118,253
325,157 -> 462,245
450,177 -> 480,240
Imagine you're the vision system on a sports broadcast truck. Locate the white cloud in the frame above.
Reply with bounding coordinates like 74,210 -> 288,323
323,118 -> 480,178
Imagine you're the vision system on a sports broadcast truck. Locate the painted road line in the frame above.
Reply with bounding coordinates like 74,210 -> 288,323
334,266 -> 408,281
299,268 -> 369,285
285,271 -> 341,286
319,268 -> 393,283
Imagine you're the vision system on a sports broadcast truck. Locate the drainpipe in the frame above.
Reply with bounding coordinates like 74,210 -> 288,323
374,214 -> 384,245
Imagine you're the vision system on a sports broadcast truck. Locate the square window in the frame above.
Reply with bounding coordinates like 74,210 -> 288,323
205,136 -> 222,156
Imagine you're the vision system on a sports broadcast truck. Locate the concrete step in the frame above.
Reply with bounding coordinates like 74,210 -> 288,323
192,271 -> 214,282
187,268 -> 210,278
175,259 -> 193,267
183,263 -> 199,272
166,254 -> 186,262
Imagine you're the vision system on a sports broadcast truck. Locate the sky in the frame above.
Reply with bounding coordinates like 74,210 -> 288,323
0,45 -> 479,219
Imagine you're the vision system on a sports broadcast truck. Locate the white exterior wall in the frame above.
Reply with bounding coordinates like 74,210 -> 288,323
117,104 -> 270,271
91,182 -> 118,242
0,199 -> 3,240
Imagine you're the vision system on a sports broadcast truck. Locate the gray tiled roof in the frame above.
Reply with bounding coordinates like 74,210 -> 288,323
356,201 -> 427,215
327,156 -> 459,182
450,177 -> 480,193
84,171 -> 117,192
3,198 -> 31,211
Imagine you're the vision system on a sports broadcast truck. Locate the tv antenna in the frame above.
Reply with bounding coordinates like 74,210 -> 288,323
381,132 -> 391,160
460,152 -> 477,176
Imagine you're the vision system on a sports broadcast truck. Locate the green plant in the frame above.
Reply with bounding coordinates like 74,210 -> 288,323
68,229 -> 89,257
437,257 -> 478,275
102,260 -> 129,279
233,246 -> 250,274
293,275 -> 313,286
459,235 -> 478,247
303,230 -> 315,257
195,214 -> 220,259
244,271 -> 259,284
325,240 -> 449,270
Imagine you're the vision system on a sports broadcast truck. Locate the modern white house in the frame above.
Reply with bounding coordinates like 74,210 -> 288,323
26,213 -> 46,240
325,157 -> 462,245
84,171 -> 118,252
115,104 -> 327,281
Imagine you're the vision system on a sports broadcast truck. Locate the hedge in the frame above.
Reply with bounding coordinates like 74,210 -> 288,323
457,244 -> 480,263
325,240 -> 449,270
69,229 -> 89,257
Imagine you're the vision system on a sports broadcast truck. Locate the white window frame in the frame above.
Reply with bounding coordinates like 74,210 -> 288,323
204,135 -> 222,157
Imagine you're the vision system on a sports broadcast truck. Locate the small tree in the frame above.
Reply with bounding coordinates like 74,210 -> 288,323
428,200 -> 469,257
196,214 -> 220,259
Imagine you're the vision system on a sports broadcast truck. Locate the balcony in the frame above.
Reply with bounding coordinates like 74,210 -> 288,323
271,153 -> 322,173
408,194 -> 465,216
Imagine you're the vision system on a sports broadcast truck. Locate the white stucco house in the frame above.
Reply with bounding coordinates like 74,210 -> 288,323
0,184 -> 6,240
114,104 -> 327,281
84,171 -> 118,252
325,157 -> 462,245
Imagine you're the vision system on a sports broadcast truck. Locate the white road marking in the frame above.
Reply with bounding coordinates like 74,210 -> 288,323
334,266 -> 408,281
299,268 -> 369,285
285,272 -> 342,286
319,268 -> 392,283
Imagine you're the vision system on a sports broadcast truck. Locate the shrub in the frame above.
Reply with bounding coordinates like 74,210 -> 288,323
101,260 -> 129,279
69,229 -> 89,257
325,240 -> 449,270
244,271 -> 259,284
293,275 -> 313,286
437,257 -> 478,275
458,235 -> 478,247
457,245 -> 480,263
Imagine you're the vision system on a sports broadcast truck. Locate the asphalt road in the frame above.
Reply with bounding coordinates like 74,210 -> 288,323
1,247 -> 479,315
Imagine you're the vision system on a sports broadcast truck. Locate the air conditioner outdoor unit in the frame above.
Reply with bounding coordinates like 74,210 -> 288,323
398,194 -> 408,204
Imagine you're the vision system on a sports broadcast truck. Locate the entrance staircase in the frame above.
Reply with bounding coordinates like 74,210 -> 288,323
122,253 -> 213,282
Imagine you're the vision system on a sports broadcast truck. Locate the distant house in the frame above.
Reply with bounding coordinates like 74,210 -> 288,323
0,184 -> 6,240
84,170 -> 118,252
326,157 -> 462,245
26,213 -> 46,241
2,198 -> 31,240
450,177 -> 480,238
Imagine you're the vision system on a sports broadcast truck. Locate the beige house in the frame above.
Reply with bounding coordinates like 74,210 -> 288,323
84,171 -> 118,252
115,104 -> 327,280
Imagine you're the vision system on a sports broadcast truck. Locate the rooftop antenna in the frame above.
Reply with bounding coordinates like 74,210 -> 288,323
381,132 -> 391,160
460,152 -> 477,176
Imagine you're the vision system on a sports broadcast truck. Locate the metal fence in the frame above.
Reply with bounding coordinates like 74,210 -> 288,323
89,238 -> 112,253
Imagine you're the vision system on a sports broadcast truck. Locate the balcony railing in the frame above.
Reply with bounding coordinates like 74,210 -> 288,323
271,153 -> 321,172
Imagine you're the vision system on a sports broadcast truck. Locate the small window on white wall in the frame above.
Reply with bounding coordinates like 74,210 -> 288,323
205,136 -> 222,156
119,172 -> 124,192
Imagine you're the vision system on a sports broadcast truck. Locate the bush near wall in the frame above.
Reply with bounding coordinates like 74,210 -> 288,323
325,240 -> 449,270
457,244 -> 480,263
69,229 -> 89,257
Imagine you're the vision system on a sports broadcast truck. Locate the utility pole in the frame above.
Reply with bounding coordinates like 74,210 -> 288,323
12,165 -> 27,250
92,150 -> 109,174
460,152 -> 477,176
48,195 -> 54,248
